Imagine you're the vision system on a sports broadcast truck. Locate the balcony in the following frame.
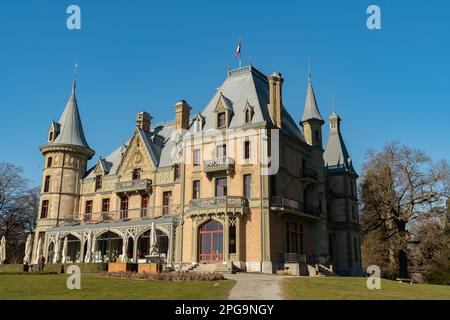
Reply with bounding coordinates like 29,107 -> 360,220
188,196 -> 249,215
270,196 -> 320,218
115,179 -> 152,194
73,205 -> 181,223
204,157 -> 235,174
301,168 -> 318,181
279,253 -> 307,263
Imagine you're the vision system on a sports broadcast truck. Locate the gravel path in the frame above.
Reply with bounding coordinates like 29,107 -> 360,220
225,273 -> 293,300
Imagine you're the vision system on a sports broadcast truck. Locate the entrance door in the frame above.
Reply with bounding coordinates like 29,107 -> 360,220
199,220 -> 223,263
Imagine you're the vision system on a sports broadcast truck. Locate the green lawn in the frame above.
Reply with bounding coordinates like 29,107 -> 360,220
283,277 -> 450,300
0,274 -> 235,300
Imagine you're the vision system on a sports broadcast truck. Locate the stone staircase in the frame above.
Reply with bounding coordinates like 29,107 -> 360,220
316,264 -> 335,276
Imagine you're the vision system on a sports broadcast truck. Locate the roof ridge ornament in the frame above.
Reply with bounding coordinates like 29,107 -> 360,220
72,59 -> 78,96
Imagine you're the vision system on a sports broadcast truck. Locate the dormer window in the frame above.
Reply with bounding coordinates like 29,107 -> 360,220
243,101 -> 254,124
217,112 -> 226,128
48,121 -> 60,142
95,175 -> 102,191
132,168 -> 141,181
193,113 -> 205,134
174,164 -> 181,181
214,92 -> 233,129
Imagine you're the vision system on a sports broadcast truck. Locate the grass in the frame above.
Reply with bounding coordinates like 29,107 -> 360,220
283,277 -> 450,300
0,274 -> 236,300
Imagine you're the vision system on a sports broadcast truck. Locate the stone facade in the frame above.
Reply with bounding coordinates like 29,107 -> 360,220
33,65 -> 362,275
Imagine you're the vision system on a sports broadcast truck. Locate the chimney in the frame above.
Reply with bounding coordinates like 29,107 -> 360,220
136,111 -> 152,132
174,100 -> 191,131
268,72 -> 283,128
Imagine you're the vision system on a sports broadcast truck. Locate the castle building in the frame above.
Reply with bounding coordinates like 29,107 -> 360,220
33,65 -> 362,275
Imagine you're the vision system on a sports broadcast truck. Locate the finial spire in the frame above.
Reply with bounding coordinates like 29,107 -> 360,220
72,59 -> 78,95
307,57 -> 311,82
332,93 -> 336,114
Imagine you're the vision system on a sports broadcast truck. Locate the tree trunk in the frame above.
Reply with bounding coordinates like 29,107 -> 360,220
397,220 -> 409,278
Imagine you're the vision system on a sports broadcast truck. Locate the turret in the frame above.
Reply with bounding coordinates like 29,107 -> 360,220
300,73 -> 324,147
323,105 -> 362,276
38,75 -> 94,230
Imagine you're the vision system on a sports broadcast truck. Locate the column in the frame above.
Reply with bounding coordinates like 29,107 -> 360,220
224,215 -> 229,261
236,215 -> 241,262
191,219 -> 198,264
133,237 -> 138,263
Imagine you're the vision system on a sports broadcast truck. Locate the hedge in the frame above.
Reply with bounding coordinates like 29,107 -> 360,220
0,263 -> 108,274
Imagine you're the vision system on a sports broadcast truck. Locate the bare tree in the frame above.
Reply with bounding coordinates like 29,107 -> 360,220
0,163 -> 37,263
360,142 -> 449,278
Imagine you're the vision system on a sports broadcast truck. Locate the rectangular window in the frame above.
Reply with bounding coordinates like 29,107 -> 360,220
102,198 -> 110,213
43,176 -> 51,193
132,168 -> 141,181
217,112 -> 226,128
193,149 -> 201,166
163,191 -> 172,215
95,175 -> 102,191
40,200 -> 49,218
244,140 -> 251,159
47,157 -> 53,168
216,144 -> 226,158
174,164 -> 181,181
84,200 -> 93,222
141,194 -> 149,217
193,180 -> 201,200
243,174 -> 252,198
215,177 -> 227,197
120,197 -> 129,219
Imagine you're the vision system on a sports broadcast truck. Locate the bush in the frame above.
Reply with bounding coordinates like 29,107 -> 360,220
0,271 -> 57,275
100,271 -> 225,281
424,269 -> 450,285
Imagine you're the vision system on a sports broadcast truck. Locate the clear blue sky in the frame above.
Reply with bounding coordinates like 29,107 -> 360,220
1,0 -> 449,186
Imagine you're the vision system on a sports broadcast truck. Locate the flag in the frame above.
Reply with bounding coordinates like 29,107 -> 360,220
235,39 -> 241,57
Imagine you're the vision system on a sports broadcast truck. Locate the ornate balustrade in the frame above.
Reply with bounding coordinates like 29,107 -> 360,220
270,196 -> 320,218
203,157 -> 235,173
115,179 -> 152,194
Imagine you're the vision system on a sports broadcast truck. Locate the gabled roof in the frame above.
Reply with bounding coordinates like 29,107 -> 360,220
83,65 -> 307,180
301,76 -> 323,123
45,81 -> 92,151
323,111 -> 356,175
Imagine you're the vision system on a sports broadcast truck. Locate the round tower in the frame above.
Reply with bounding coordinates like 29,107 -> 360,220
34,77 -> 94,260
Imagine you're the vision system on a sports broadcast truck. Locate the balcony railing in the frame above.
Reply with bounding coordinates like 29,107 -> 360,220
271,196 -> 320,217
115,179 -> 152,193
189,196 -> 249,210
204,157 -> 235,173
279,253 -> 307,263
302,168 -> 318,180
72,205 -> 181,223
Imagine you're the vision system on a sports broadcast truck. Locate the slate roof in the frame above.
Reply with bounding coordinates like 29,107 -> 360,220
44,81 -> 92,151
84,66 -> 306,179
301,76 -> 324,123
323,111 -> 356,175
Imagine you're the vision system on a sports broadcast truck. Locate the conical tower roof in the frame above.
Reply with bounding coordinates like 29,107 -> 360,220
301,75 -> 323,123
324,108 -> 356,175
44,79 -> 93,154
